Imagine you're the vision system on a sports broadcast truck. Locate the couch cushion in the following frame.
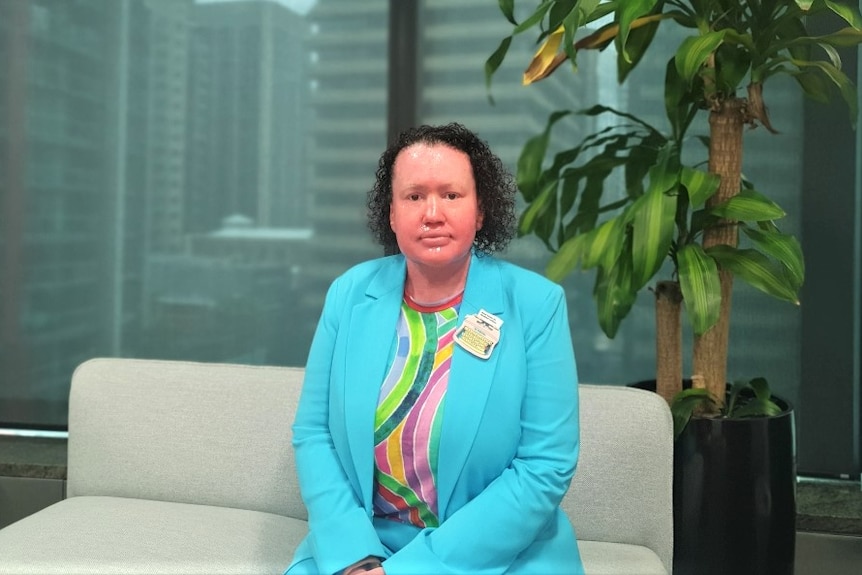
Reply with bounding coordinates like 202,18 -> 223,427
578,540 -> 668,575
0,496 -> 307,575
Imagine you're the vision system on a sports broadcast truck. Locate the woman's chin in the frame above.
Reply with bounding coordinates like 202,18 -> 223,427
404,247 -> 471,268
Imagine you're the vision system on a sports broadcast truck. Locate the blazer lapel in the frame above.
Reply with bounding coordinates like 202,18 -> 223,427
343,257 -> 406,510
436,255 -> 505,518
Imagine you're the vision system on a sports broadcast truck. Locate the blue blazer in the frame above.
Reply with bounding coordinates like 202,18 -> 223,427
287,254 -> 583,575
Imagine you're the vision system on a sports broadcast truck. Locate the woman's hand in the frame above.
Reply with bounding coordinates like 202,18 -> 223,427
342,556 -> 383,575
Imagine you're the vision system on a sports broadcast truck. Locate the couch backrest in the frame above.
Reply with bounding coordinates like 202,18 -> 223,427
66,358 -> 308,520
66,359 -> 672,572
563,384 -> 674,573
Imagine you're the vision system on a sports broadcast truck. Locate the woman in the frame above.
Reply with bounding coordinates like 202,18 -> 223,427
287,123 -> 583,575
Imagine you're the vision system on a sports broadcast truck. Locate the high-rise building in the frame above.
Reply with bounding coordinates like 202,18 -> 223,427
187,0 -> 309,233
305,0 -> 387,269
0,0 -> 120,413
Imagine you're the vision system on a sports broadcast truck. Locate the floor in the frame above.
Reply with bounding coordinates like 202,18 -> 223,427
795,531 -> 862,574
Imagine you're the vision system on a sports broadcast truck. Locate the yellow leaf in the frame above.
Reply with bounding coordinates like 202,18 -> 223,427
523,27 -> 566,85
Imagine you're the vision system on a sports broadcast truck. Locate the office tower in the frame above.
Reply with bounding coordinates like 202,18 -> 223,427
290,0 -> 387,348
138,0 -> 193,255
187,0 -> 309,233
0,0 -> 122,413
305,0 -> 387,273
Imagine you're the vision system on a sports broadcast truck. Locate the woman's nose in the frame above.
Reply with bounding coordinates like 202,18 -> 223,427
424,196 -> 441,220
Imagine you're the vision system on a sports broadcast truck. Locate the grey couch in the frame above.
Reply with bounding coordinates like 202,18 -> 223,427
0,358 -> 673,574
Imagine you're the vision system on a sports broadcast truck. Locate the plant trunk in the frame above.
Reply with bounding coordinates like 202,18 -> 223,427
693,98 -> 745,410
655,280 -> 683,405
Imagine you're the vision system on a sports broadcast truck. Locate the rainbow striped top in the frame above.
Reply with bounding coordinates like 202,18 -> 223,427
372,295 -> 461,528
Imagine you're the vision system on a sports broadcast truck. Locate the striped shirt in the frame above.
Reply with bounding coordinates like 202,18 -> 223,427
372,294 -> 461,527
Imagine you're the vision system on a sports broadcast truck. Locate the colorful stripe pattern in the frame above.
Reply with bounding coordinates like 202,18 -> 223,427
372,300 -> 459,528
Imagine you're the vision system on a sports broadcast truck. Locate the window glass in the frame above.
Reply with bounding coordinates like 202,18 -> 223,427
0,0 -> 388,430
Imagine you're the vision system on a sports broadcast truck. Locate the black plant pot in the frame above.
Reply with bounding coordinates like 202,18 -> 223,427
632,381 -> 797,575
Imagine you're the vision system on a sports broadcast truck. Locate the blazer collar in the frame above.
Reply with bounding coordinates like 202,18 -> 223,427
436,254 -> 504,517
461,254 -> 504,316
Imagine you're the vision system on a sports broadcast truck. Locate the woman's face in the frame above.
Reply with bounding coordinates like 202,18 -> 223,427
389,143 -> 484,272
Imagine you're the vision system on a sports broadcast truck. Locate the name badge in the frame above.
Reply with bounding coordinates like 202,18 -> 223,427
454,309 -> 503,359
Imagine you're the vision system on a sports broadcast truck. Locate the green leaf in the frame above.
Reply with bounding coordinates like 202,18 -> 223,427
681,166 -> 720,207
706,245 -> 801,304
731,397 -> 783,418
670,388 -> 715,440
715,42 -> 751,93
519,179 -> 558,236
562,5 -> 579,65
580,104 -> 661,134
535,190 -> 560,247
630,154 -> 678,290
792,70 -> 832,103
583,217 -> 626,270
517,111 -> 571,201
748,377 -> 772,401
689,208 -> 720,237
677,244 -> 722,335
484,36 -> 512,99
617,10 -> 662,82
826,0 -> 862,29
593,249 -> 636,338
498,0 -> 516,25
558,170 -> 582,221
776,15 -> 811,62
584,1 -> 619,24
625,141 -> 661,198
709,188 -> 786,221
547,216 -> 626,281
513,1 -> 554,34
664,57 -> 689,139
727,377 -> 777,417
721,28 -> 755,53
549,0 -> 577,31
819,42 -> 842,70
675,31 -> 727,86
617,0 -> 659,64
741,227 -> 805,289
804,27 -> 862,48
546,235 -> 587,283
791,58 -> 859,128
646,141 -> 680,194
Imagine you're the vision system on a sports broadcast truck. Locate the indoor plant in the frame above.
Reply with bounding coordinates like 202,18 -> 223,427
485,1 -> 862,574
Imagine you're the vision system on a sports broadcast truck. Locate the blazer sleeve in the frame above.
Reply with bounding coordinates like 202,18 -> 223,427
292,276 -> 388,574
383,285 -> 580,574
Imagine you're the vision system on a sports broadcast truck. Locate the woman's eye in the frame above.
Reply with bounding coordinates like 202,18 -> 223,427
408,194 -> 421,201
446,193 -> 458,200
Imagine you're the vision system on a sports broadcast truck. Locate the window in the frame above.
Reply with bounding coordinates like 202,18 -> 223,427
0,0 -> 387,429
1,0 -> 859,478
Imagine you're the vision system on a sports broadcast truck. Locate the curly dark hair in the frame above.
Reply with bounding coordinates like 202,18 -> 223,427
367,122 -> 516,256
